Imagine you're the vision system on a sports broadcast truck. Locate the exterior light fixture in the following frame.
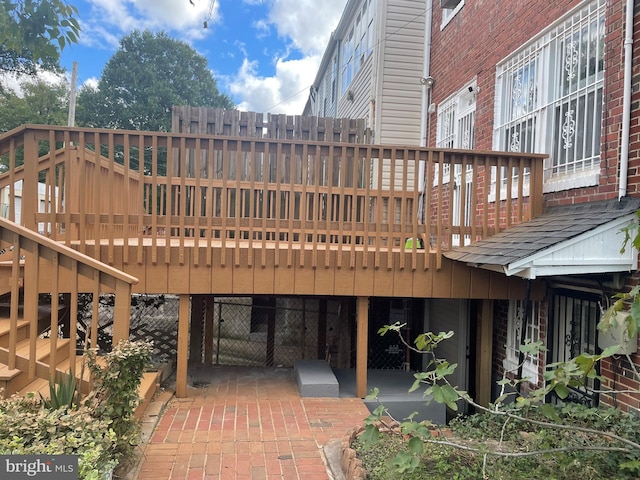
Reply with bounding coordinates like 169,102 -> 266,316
420,76 -> 435,88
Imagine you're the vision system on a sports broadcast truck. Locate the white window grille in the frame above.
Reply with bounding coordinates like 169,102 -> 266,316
504,300 -> 541,384
493,0 -> 605,196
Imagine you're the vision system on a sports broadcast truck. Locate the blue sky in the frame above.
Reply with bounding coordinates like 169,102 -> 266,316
23,0 -> 348,114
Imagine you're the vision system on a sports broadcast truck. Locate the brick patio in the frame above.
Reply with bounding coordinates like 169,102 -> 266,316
135,366 -> 370,480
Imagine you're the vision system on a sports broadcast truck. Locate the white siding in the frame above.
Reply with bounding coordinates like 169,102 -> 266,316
377,0 -> 425,146
337,54 -> 374,122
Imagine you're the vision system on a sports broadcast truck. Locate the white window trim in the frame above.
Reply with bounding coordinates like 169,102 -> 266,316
435,83 -> 477,185
441,0 -> 465,30
503,300 -> 540,384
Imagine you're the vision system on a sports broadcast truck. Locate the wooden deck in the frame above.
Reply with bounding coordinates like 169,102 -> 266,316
57,237 -> 532,298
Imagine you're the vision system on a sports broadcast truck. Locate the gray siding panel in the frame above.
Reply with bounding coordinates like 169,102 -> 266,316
337,55 -> 374,123
378,0 -> 425,146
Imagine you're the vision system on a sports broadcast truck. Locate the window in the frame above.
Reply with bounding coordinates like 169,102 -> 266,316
436,86 -> 477,176
504,300 -> 541,384
549,290 -> 600,405
441,0 -> 464,29
436,87 -> 476,245
341,29 -> 354,95
341,0 -> 376,94
494,0 -> 605,194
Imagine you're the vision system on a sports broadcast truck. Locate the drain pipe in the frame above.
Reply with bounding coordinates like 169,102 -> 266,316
619,0 -> 634,199
420,0 -> 433,149
418,0 -> 433,222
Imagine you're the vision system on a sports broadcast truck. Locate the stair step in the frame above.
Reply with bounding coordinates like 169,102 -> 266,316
19,369 -> 161,415
135,371 -> 161,419
0,304 -> 67,347
0,318 -> 30,347
0,338 -> 71,391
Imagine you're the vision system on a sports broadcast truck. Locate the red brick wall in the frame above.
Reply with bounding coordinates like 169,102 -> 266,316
429,0 -> 638,207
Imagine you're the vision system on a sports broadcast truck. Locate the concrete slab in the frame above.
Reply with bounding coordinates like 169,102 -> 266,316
294,359 -> 339,398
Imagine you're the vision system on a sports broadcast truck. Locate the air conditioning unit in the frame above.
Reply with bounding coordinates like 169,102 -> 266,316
441,0 -> 462,9
598,311 -> 638,355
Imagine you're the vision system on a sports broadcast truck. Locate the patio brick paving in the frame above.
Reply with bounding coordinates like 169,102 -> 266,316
136,366 -> 370,480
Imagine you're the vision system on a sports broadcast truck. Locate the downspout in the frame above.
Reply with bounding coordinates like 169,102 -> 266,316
619,0 -> 634,199
420,0 -> 434,148
418,0 -> 433,222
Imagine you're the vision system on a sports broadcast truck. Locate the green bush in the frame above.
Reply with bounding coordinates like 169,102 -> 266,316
0,340 -> 153,479
86,339 -> 153,459
0,393 -> 116,479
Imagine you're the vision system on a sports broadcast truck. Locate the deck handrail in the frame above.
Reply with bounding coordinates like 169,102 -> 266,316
0,124 -> 547,271
0,215 -> 138,384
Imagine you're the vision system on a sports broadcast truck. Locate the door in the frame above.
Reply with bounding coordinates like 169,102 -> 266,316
427,299 -> 470,410
548,289 -> 601,406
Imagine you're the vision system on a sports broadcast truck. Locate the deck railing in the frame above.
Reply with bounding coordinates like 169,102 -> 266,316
0,215 -> 138,385
0,125 -> 545,270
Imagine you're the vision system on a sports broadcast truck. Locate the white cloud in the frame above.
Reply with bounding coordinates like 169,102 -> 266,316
1,70 -> 68,97
266,0 -> 348,55
225,0 -> 347,115
66,0 -> 348,116
227,55 -> 319,115
80,0 -> 220,48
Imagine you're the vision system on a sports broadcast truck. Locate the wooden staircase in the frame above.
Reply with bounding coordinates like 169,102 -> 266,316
0,298 -> 160,413
0,218 -> 159,414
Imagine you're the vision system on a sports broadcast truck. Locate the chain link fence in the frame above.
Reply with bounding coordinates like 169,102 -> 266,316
192,297 -> 344,368
73,294 -> 351,370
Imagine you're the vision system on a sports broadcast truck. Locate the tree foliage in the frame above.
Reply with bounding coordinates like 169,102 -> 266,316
0,0 -> 80,76
0,77 -> 69,132
76,30 -> 234,132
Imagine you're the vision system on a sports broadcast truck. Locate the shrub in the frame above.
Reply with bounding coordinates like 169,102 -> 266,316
0,393 -> 117,479
0,339 -> 153,479
86,339 -> 153,459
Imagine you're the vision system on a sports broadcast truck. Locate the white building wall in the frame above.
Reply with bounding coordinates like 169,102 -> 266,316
376,0 -> 425,146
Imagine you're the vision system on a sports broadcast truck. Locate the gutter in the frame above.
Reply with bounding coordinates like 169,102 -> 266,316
619,0 -> 634,199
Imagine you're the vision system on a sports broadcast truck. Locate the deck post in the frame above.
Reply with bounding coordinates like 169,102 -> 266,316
476,299 -> 494,407
21,130 -> 39,231
356,296 -> 369,398
176,294 -> 190,398
112,281 -> 132,345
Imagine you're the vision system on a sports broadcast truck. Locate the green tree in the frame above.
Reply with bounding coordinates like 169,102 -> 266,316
0,77 -> 69,132
0,0 -> 80,77
76,30 -> 234,132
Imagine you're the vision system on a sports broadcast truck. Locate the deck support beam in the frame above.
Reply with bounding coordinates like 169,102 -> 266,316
176,294 -> 190,398
356,296 -> 369,398
476,299 -> 494,407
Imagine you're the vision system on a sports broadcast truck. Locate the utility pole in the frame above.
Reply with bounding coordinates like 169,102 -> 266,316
67,61 -> 78,127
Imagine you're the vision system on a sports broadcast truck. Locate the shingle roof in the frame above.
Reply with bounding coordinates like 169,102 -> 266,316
443,197 -> 640,268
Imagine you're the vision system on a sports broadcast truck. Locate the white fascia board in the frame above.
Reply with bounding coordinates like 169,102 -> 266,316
503,214 -> 638,278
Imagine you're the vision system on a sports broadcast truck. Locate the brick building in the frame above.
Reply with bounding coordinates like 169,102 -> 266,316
307,0 -> 640,412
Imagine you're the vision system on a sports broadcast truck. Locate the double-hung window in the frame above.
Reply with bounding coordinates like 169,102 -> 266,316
341,0 -> 376,95
493,0 -> 605,195
436,87 -> 476,245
